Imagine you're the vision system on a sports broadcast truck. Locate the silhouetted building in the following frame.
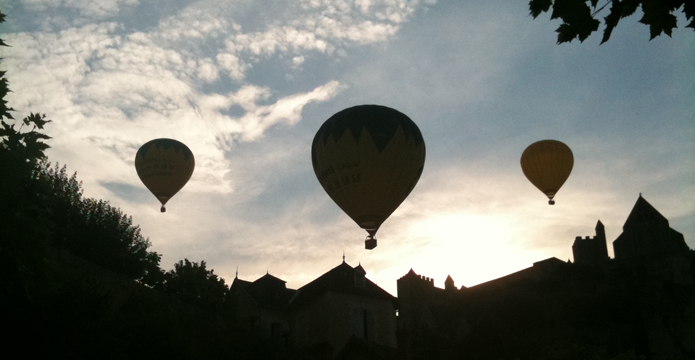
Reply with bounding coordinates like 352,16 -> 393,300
397,195 -> 695,360
229,261 -> 397,359
613,195 -> 689,260
231,195 -> 694,359
572,220 -> 609,265
230,272 -> 296,343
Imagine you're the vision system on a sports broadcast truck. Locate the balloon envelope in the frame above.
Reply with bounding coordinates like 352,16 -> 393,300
311,105 -> 426,248
520,139 -> 573,205
135,138 -> 195,212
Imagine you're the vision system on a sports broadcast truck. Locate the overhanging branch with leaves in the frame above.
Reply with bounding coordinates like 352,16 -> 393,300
529,0 -> 694,44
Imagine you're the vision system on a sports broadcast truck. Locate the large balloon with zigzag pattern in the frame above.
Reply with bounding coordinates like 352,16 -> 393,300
311,105 -> 426,250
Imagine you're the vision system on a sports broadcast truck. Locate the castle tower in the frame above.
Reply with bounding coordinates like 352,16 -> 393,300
613,195 -> 689,260
572,220 -> 609,265
444,275 -> 456,291
596,220 -> 606,241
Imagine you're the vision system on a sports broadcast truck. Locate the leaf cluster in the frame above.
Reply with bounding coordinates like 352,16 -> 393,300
159,259 -> 230,313
529,0 -> 694,44
32,161 -> 163,283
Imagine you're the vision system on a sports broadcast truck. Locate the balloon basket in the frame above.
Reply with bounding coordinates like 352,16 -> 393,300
365,236 -> 377,250
548,200 -> 555,205
161,206 -> 166,213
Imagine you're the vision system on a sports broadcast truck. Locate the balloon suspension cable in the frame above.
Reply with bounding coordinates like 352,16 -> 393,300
161,205 -> 166,213
548,199 -> 555,205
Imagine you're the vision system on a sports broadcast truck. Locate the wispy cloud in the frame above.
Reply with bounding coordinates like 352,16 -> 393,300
4,0 -> 437,200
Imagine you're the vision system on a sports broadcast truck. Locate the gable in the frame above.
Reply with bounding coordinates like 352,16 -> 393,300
623,196 -> 669,230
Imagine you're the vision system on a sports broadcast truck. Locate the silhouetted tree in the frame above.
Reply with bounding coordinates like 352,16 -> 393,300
1,13 -> 249,358
33,161 -> 163,284
161,259 -> 229,313
1,10 -> 57,305
529,0 -> 694,44
1,10 -> 162,292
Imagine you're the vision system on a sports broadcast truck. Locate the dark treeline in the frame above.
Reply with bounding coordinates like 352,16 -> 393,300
0,11 -> 269,358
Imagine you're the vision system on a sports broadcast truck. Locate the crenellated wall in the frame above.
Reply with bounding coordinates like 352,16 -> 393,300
572,220 -> 609,265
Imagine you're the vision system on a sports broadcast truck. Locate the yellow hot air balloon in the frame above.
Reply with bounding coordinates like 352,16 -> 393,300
520,139 -> 573,205
311,105 -> 426,249
135,138 -> 195,212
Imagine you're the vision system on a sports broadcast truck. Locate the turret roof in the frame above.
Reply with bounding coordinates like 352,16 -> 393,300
623,195 -> 669,230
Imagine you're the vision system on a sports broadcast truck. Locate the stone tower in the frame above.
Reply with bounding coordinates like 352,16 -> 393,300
572,220 -> 610,265
444,275 -> 456,291
612,195 -> 689,260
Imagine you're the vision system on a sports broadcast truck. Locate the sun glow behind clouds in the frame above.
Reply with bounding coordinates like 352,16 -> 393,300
406,212 -> 544,287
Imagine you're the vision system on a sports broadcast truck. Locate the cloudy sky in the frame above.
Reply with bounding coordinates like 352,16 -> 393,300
2,0 -> 693,295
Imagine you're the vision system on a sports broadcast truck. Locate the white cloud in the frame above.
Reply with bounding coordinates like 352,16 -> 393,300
355,0 -> 371,13
21,0 -> 139,27
146,0 -> 437,72
234,27 -> 330,55
196,58 -> 219,82
216,53 -> 246,81
292,55 -> 305,67
2,16 -> 345,203
157,9 -> 229,41
236,81 -> 343,141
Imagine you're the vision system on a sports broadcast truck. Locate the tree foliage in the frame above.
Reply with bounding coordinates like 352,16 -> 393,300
33,161 -> 164,283
160,259 -> 229,313
529,0 -> 695,44
1,12 -> 58,304
0,10 -> 161,291
1,12 -> 246,356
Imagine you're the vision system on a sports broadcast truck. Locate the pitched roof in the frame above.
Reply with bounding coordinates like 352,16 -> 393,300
470,257 -> 568,291
288,262 -> 396,310
231,273 -> 296,310
232,263 -> 396,311
623,195 -> 669,230
255,272 -> 286,285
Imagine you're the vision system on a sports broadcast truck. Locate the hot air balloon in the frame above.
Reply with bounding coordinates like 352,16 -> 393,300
311,105 -> 426,250
520,139 -> 573,205
135,138 -> 195,212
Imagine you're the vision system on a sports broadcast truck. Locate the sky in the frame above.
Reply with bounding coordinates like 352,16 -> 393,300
2,0 -> 693,296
